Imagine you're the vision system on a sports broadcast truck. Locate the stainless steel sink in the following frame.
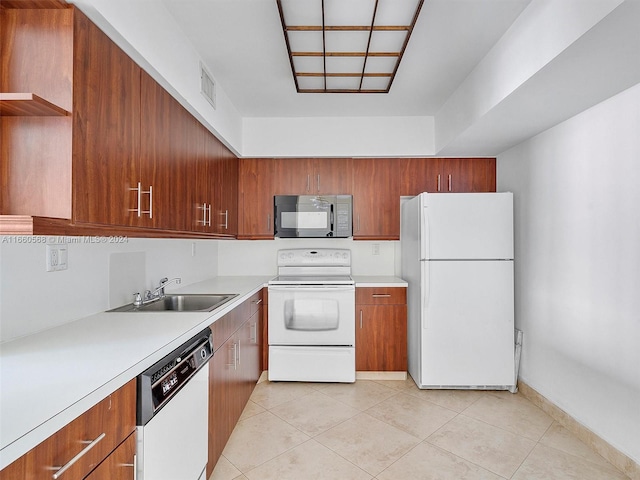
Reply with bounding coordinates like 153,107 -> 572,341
109,294 -> 238,313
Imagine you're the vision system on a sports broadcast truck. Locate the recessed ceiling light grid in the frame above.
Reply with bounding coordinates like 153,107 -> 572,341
277,0 -> 424,93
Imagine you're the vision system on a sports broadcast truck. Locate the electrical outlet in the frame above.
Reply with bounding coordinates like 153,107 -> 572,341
372,243 -> 380,256
46,244 -> 68,272
191,242 -> 196,257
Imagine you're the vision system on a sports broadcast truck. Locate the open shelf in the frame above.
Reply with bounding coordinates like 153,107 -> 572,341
0,93 -> 70,116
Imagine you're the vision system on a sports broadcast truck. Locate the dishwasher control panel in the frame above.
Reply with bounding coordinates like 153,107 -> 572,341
137,327 -> 213,425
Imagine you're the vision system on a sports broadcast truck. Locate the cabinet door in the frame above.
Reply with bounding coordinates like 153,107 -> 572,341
193,121 -> 211,232
84,433 -> 136,480
352,158 -> 401,239
238,158 -> 274,238
399,158 -> 440,196
0,379 -> 136,480
208,334 -> 233,477
72,10 -> 141,227
139,71 -> 196,231
212,139 -> 238,236
313,158 -> 352,194
446,158 -> 496,192
272,158 -> 311,194
356,304 -> 407,371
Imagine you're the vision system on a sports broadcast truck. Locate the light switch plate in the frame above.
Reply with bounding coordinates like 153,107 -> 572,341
46,243 -> 68,272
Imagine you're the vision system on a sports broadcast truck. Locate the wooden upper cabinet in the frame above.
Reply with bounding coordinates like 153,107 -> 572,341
72,10 -> 141,227
444,158 -> 496,193
399,158 -> 440,196
1,7 -> 74,219
238,158 -> 274,238
400,158 -> 496,195
352,158 -> 401,240
273,158 -> 352,195
210,138 -> 238,236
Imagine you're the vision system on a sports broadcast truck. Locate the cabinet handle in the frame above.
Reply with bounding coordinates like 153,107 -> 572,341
317,174 -> 320,192
250,321 -> 257,343
149,185 -> 153,218
197,202 -> 207,226
437,174 -> 441,192
252,298 -> 263,305
220,209 -> 228,229
267,213 -> 271,232
237,339 -> 241,366
448,174 -> 452,192
359,310 -> 363,329
228,343 -> 237,370
207,204 -> 212,227
356,214 -> 360,233
121,453 -> 137,480
372,294 -> 391,298
129,182 -> 142,217
52,433 -> 106,479
306,174 -> 310,192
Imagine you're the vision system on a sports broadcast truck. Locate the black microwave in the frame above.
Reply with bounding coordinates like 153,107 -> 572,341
274,195 -> 352,238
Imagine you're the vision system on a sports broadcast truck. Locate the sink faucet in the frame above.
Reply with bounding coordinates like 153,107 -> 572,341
133,277 -> 182,306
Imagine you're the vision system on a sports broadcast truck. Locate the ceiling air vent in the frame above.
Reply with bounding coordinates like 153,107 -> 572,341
200,62 -> 216,109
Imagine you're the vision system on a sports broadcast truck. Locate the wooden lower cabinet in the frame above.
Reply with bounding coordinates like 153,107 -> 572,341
356,287 -> 407,372
84,433 -> 136,480
207,291 -> 263,477
0,379 -> 136,480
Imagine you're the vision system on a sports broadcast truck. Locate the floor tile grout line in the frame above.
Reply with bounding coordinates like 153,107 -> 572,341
223,383 -> 630,480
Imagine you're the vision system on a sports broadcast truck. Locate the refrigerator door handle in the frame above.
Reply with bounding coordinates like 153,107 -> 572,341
421,261 -> 429,329
421,197 -> 429,260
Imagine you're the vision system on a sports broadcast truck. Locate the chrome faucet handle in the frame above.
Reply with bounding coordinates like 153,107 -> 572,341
133,293 -> 143,306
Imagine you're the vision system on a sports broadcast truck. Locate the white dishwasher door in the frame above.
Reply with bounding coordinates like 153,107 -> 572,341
137,363 -> 209,480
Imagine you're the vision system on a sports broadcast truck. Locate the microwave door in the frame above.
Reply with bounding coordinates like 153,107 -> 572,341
296,203 -> 332,237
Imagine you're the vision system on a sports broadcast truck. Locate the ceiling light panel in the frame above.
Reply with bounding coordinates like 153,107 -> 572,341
288,31 -> 323,53
324,31 -> 370,52
368,30 -> 408,53
375,0 -> 422,25
325,56 -> 365,74
323,0 -> 376,26
277,0 -> 424,93
280,0 -> 323,25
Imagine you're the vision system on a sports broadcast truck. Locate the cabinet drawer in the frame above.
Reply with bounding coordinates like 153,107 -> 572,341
247,290 -> 263,317
356,287 -> 406,305
0,379 -> 136,480
84,432 -> 136,480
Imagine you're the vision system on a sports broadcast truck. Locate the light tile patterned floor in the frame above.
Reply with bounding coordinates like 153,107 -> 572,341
210,378 -> 629,480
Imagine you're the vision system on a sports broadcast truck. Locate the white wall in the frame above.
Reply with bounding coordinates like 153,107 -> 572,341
218,238 -> 398,277
0,238 -> 218,342
243,116 -> 435,158
67,0 -> 243,155
497,82 -> 640,462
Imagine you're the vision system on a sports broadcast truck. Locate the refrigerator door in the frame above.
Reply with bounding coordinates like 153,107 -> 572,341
420,193 -> 513,260
420,260 -> 514,388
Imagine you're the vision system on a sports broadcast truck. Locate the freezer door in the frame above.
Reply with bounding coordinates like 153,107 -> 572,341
420,260 -> 514,388
421,193 -> 513,260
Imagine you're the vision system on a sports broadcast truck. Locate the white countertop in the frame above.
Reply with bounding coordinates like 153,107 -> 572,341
0,275 -> 272,470
352,275 -> 407,287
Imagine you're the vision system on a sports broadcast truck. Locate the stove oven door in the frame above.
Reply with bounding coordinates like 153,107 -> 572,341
268,285 -> 355,346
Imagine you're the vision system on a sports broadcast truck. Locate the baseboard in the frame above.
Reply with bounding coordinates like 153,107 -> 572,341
356,371 -> 407,381
518,381 -> 639,480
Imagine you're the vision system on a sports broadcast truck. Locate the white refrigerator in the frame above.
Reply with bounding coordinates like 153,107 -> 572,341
401,192 -> 515,390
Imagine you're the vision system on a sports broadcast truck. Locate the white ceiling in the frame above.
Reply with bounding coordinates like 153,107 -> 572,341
162,0 -> 532,118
